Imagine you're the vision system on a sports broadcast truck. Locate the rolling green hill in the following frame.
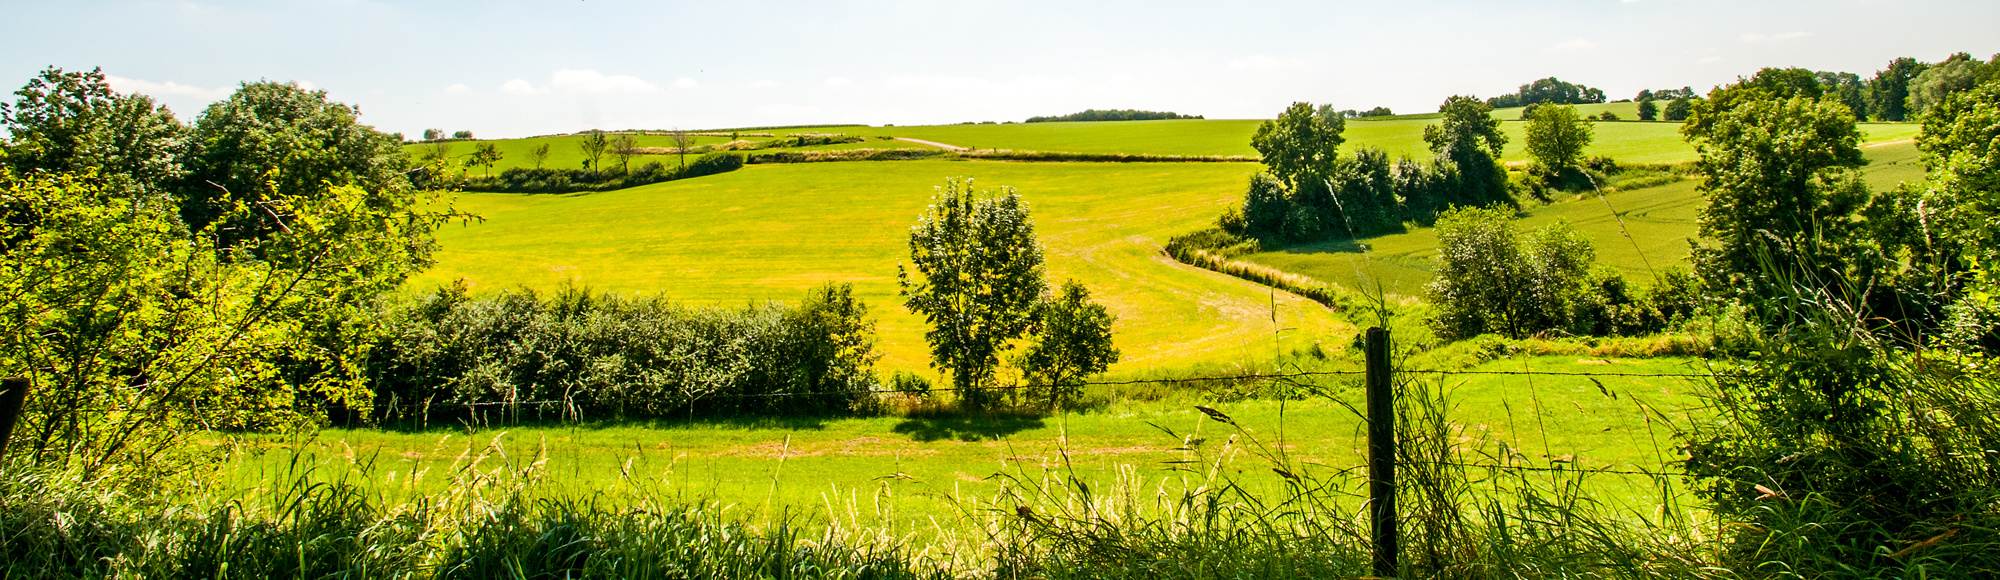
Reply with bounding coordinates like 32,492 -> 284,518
420,117 -> 1917,175
1237,140 -> 1928,295
416,160 -> 1351,373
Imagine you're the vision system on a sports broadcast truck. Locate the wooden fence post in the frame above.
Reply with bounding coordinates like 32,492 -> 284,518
0,378 -> 30,459
1366,327 -> 1398,578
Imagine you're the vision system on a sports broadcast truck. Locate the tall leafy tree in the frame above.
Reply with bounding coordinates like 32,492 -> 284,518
1683,89 -> 1868,309
1524,104 -> 1594,176
1251,102 -> 1345,191
1,67 -> 187,196
1663,97 -> 1693,121
1869,57 -> 1927,121
1907,53 -> 1985,117
1423,95 -> 1511,206
898,177 -> 1047,404
1816,71 -> 1871,121
176,81 -> 413,247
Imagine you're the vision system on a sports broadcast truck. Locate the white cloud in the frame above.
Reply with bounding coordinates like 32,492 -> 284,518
1740,31 -> 1810,43
295,80 -> 316,91
499,79 -> 543,95
104,75 -> 231,100
444,83 -> 469,94
1549,38 -> 1597,51
1229,54 -> 1305,69
549,69 -> 659,93
674,77 -> 699,88
824,76 -> 854,87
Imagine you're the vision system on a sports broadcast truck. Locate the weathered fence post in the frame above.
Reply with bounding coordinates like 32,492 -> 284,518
0,378 -> 30,459
1366,327 -> 1398,578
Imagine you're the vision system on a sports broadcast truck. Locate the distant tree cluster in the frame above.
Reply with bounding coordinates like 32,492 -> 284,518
1222,99 -> 1514,243
1024,109 -> 1202,123
1486,77 -> 1608,108
1319,105 -> 1394,119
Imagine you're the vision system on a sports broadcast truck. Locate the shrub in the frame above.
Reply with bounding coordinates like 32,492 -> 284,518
362,282 -> 881,421
1426,206 -> 1600,340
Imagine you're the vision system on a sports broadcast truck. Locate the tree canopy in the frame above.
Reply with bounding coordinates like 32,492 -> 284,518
898,177 -> 1047,402
1486,77 -> 1607,108
1251,102 -> 1345,191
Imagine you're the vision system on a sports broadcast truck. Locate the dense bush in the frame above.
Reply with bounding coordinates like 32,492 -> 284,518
362,282 -> 881,421
469,152 -> 743,193
1681,278 -> 2000,575
1425,206 -> 1699,340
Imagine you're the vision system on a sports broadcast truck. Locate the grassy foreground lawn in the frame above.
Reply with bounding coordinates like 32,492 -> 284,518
227,356 -> 1706,539
416,160 -> 1349,372
1241,140 -> 1927,295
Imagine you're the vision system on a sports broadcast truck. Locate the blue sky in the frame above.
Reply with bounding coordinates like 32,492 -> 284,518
6,0 -> 1997,138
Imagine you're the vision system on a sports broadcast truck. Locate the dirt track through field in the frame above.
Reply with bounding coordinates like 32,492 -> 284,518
895,137 -> 968,151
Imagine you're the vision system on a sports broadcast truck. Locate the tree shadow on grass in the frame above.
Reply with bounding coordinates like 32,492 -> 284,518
891,414 -> 1045,442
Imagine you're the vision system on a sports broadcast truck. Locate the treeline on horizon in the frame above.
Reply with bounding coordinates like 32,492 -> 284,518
1491,51 -> 2000,122
1024,108 -> 1202,122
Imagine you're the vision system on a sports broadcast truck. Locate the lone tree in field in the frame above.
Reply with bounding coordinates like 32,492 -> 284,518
1015,280 -> 1119,409
528,143 -> 551,169
1637,98 -> 1659,121
1664,97 -> 1693,121
468,142 -> 504,176
899,177 -> 1047,407
609,134 -> 639,174
670,128 -> 693,170
1524,103 -> 1594,179
577,129 -> 609,171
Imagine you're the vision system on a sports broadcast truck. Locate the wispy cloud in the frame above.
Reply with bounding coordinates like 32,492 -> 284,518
104,75 -> 231,100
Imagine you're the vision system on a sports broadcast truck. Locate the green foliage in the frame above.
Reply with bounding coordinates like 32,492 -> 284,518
368,282 -> 881,419
177,81 -> 414,247
1524,104 -> 1595,178
1816,70 -> 1871,121
451,130 -> 472,139
1869,56 -> 1928,121
1662,97 -> 1692,121
471,152 -> 743,194
1024,109 -> 1202,123
1485,77 -> 1607,108
1251,102 -> 1345,191
898,177 -> 1047,404
1636,98 -> 1658,121
1682,90 -> 1868,310
0,67 -> 187,196
468,142 -> 503,176
1866,79 -> 2000,348
576,129 -> 608,171
1681,286 -> 2000,575
1421,206 -> 1689,340
1905,52 -> 1990,117
0,169 -> 453,475
1015,280 -> 1120,409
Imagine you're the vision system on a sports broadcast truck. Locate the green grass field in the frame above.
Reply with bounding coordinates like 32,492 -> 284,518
225,355 -> 1704,537
424,116 -> 1918,175
1240,140 -> 1928,295
416,160 -> 1350,372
